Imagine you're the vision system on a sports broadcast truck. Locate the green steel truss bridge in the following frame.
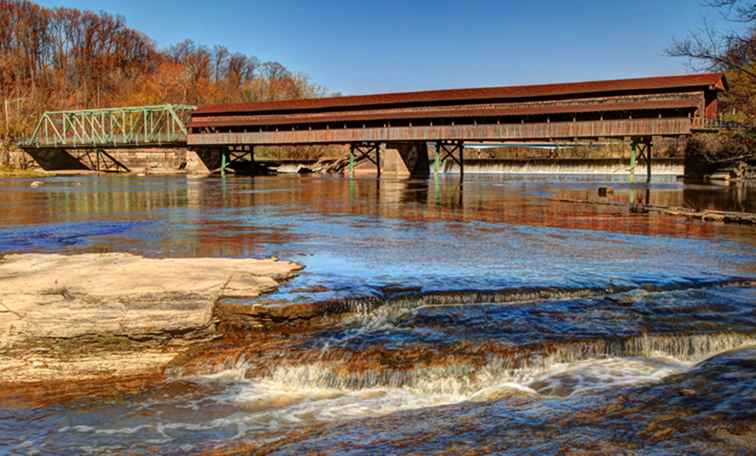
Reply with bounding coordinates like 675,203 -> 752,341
20,104 -> 195,150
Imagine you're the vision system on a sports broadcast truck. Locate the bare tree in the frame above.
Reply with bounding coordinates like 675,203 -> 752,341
707,0 -> 756,22
212,45 -> 229,83
667,0 -> 755,79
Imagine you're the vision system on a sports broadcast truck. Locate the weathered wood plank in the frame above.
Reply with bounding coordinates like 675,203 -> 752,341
188,118 -> 692,146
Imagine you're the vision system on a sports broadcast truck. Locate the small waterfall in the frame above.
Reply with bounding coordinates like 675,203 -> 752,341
613,332 -> 754,363
257,333 -> 756,396
338,279 -> 755,328
440,158 -> 684,176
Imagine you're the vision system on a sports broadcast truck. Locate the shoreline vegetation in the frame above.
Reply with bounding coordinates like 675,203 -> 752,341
0,0 -> 325,149
0,165 -> 49,177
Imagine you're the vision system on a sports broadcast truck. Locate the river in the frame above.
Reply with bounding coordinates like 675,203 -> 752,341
0,174 -> 754,454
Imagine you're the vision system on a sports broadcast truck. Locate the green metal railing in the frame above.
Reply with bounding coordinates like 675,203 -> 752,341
20,104 -> 195,149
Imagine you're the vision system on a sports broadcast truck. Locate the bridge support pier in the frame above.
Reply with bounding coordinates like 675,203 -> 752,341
436,140 -> 465,180
434,145 -> 441,175
212,146 -> 257,176
348,142 -> 381,178
230,146 -> 258,175
220,150 -> 228,177
631,137 -> 653,183
70,149 -> 130,173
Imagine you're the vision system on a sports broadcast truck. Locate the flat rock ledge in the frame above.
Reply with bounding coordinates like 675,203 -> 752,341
0,253 -> 301,385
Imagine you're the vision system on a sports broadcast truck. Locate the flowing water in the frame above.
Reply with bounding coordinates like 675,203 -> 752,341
0,174 -> 755,454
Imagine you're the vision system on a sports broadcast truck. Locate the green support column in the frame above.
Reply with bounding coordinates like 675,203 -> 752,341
434,142 -> 441,176
628,140 -> 637,205
645,138 -> 652,184
459,142 -> 464,182
629,141 -> 637,179
220,150 -> 228,177
348,145 -> 355,178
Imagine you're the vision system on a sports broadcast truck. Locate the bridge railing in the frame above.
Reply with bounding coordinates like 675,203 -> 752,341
701,118 -> 751,130
19,104 -> 196,149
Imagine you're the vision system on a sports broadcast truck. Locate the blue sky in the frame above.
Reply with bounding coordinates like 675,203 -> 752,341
36,0 -> 733,95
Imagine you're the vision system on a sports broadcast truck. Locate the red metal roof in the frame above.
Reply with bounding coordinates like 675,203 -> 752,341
193,73 -> 726,116
190,98 -> 701,128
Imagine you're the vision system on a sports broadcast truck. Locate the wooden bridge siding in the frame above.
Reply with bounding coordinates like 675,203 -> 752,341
187,118 -> 692,146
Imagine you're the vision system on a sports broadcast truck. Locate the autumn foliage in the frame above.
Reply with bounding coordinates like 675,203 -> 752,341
0,0 -> 323,141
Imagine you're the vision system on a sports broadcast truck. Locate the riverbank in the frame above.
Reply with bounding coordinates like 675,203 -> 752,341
0,165 -> 49,177
0,253 -> 301,390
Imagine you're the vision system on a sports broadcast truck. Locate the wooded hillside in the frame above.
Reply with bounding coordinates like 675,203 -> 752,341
0,0 -> 324,141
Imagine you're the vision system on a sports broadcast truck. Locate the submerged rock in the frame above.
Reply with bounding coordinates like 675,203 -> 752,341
0,252 -> 301,385
598,186 -> 614,197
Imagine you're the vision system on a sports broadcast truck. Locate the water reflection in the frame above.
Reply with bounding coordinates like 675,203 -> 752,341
682,182 -> 755,212
1,175 -> 754,258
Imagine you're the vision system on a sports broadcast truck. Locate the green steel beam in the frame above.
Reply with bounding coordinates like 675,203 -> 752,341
20,104 -> 196,149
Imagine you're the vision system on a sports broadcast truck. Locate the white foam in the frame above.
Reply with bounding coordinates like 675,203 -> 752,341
59,333 -> 756,450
